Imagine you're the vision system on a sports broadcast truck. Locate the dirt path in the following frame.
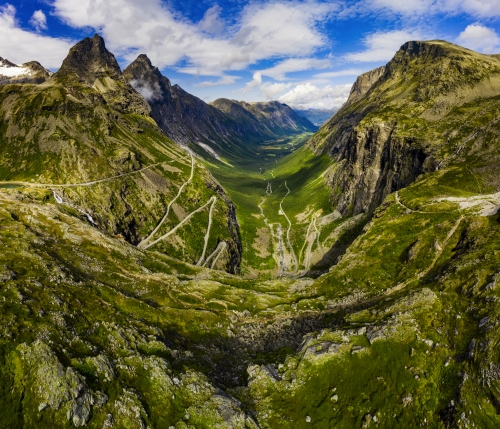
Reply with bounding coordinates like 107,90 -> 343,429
395,191 -> 449,214
138,151 -> 194,249
142,196 -> 217,250
279,181 -> 298,274
438,192 -> 500,216
203,241 -> 227,269
196,197 -> 217,266
299,216 -> 316,271
0,163 -> 162,189
266,181 -> 273,195
258,196 -> 285,276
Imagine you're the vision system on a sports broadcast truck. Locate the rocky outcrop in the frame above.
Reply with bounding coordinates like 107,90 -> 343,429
17,341 -> 108,427
53,34 -> 121,85
308,40 -> 500,215
343,66 -> 386,107
326,121 -> 427,215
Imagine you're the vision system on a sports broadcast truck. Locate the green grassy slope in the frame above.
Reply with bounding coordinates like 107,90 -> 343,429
204,132 -> 353,277
0,38 -> 241,273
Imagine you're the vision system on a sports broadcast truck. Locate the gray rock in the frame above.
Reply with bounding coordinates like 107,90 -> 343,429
366,327 -> 386,344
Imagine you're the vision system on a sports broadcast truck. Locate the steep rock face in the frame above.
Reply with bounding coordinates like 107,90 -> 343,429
123,55 -> 247,152
54,34 -> 121,85
327,122 -> 426,214
309,40 -> 500,215
0,57 -> 52,85
343,66 -> 386,107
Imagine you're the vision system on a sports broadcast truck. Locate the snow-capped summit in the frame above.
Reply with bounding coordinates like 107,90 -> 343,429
0,57 -> 52,84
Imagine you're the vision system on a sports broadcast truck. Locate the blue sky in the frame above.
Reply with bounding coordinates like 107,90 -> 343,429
2,0 -> 500,108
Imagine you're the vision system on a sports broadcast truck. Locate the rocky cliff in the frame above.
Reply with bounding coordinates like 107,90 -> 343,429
309,40 -> 500,215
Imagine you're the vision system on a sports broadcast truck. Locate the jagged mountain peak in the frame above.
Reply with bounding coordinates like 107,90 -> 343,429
0,56 -> 52,85
123,54 -> 169,103
54,33 -> 121,84
125,54 -> 158,74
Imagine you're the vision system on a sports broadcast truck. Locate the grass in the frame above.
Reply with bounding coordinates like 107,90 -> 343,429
204,132 -> 340,276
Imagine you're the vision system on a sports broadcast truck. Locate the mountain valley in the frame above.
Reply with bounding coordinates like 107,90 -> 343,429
1,34 -> 500,429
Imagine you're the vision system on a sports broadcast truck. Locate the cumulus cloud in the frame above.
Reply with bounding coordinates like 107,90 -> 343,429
278,83 -> 352,109
363,0 -> 500,18
344,29 -> 432,62
260,82 -> 293,99
195,75 -> 239,88
259,58 -> 332,80
456,24 -> 500,53
198,5 -> 225,36
242,71 -> 292,99
29,10 -> 47,32
0,5 -> 73,68
51,0 -> 338,78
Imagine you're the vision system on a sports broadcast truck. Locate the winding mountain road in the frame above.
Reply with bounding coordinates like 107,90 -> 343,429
142,196 -> 217,250
196,196 -> 217,266
0,163 -> 161,189
138,151 -> 194,249
203,241 -> 227,269
279,181 -> 298,274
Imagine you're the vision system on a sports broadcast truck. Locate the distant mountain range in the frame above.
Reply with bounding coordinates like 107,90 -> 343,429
0,56 -> 52,85
293,108 -> 338,126
121,54 -> 316,160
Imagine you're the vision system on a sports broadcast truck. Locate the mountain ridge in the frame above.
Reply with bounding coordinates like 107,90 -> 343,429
308,39 -> 500,216
123,54 -> 316,161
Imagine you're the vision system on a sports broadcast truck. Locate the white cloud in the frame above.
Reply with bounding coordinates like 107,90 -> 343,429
314,68 -> 366,79
366,0 -> 436,15
260,82 -> 293,99
363,0 -> 500,18
0,5 -> 73,69
198,5 -> 225,36
51,0 -> 338,77
278,82 -> 352,109
242,71 -> 292,99
195,75 -> 239,88
344,29 -> 432,62
29,10 -> 47,32
259,58 -> 332,80
456,23 -> 500,53
129,79 -> 162,101
457,0 -> 500,17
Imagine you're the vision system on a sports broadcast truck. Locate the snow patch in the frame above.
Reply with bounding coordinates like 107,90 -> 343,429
197,143 -> 221,161
0,63 -> 30,77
